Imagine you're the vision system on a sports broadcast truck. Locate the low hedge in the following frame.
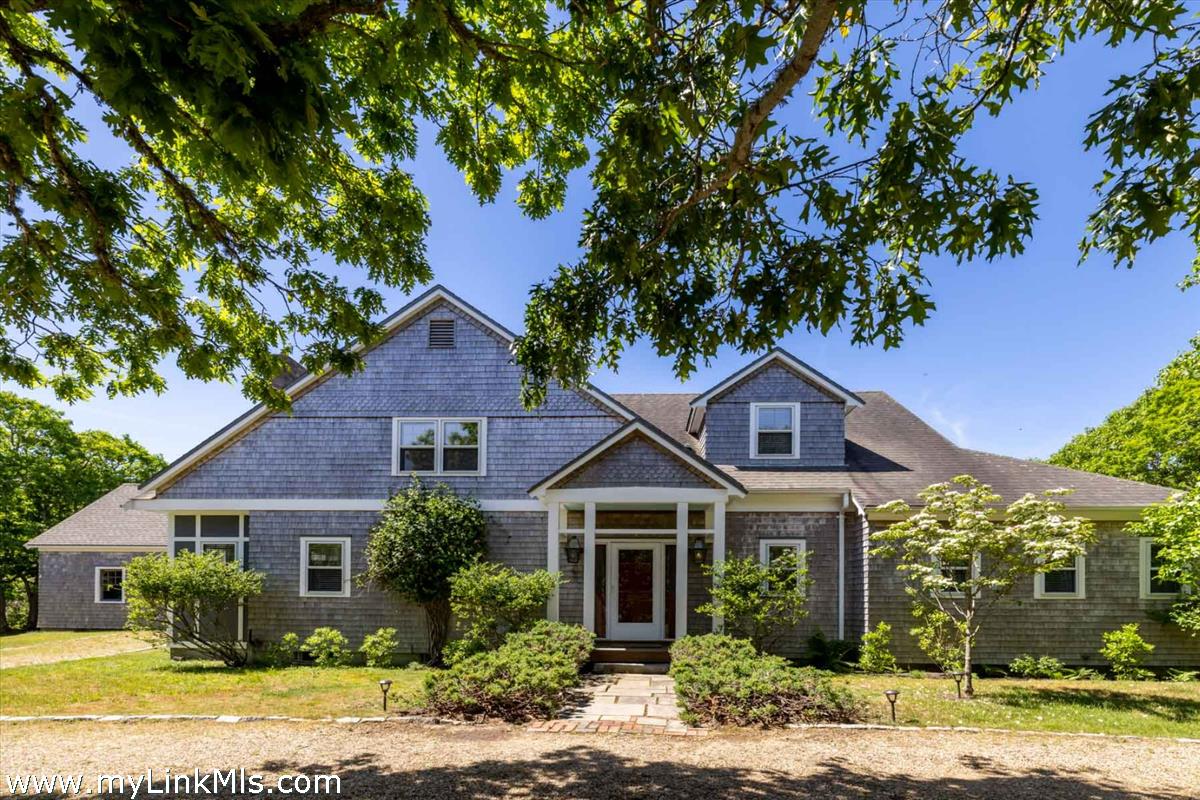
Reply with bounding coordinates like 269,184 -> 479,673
425,621 -> 594,721
670,634 -> 861,727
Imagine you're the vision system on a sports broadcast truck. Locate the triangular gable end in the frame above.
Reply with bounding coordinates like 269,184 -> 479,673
140,286 -> 635,495
530,422 -> 746,497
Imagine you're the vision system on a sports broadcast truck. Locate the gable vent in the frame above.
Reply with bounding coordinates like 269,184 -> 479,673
428,318 -> 456,348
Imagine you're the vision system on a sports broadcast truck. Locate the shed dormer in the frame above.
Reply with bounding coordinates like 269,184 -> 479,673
688,349 -> 862,468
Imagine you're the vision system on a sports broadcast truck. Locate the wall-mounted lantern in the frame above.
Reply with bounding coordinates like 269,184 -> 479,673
690,535 -> 710,564
564,534 -> 583,564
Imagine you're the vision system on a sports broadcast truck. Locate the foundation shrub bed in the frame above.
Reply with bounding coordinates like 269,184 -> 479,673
670,634 -> 861,727
425,622 -> 594,721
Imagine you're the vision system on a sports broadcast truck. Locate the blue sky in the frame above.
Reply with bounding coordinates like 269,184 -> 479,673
9,35 -> 1197,463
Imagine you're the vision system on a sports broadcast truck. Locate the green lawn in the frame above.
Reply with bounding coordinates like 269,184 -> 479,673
0,649 -> 428,718
839,674 -> 1200,739
0,630 -> 121,650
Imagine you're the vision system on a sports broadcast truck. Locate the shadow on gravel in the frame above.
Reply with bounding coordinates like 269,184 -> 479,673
58,743 -> 1187,800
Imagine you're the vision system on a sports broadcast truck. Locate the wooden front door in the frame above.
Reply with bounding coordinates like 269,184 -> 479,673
606,543 -> 664,639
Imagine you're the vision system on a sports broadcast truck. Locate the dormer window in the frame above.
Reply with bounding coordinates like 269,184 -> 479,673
750,403 -> 800,459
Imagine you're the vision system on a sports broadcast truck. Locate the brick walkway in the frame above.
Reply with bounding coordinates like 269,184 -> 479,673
528,674 -> 705,736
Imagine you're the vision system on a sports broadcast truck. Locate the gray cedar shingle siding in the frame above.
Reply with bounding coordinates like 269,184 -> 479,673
702,364 -> 846,468
867,521 -> 1198,667
726,512 -> 841,656
549,433 -> 722,490
243,510 -> 546,654
37,551 -> 149,630
159,301 -> 625,500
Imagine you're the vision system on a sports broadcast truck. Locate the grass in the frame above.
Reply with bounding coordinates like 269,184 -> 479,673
0,630 -> 151,669
839,674 -> 1200,739
0,649 -> 429,718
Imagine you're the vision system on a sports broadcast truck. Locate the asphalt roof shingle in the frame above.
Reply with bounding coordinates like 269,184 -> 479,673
25,484 -> 166,549
613,391 -> 1172,508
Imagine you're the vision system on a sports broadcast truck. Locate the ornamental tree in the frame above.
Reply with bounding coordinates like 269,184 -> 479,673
124,550 -> 265,667
697,550 -> 811,649
1128,484 -> 1200,636
362,478 -> 487,663
871,475 -> 1095,696
2,2 -> 1198,409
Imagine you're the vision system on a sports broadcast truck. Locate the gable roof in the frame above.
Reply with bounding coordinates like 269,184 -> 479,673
689,348 -> 865,411
140,286 -> 636,495
26,484 -> 166,550
529,420 -> 746,497
615,391 -> 1172,509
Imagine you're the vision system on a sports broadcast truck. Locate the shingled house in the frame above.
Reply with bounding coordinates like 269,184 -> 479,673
33,287 -> 1197,666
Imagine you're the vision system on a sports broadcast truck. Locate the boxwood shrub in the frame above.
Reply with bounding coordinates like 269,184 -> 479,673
425,621 -> 595,721
670,634 -> 861,727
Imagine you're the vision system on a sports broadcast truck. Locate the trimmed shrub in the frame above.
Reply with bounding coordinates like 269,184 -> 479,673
858,622 -> 899,673
446,562 -> 559,664
1008,654 -> 1065,679
1062,667 -> 1103,681
360,627 -> 400,667
801,631 -> 858,671
425,622 -> 594,721
303,627 -> 352,667
1100,623 -> 1155,680
259,632 -> 302,667
669,634 -> 860,727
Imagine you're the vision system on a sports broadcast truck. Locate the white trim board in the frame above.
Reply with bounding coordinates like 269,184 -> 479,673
688,348 -> 863,412
529,421 -> 746,498
31,545 -> 166,553
299,536 -> 353,598
129,498 -> 546,512
139,286 -> 634,494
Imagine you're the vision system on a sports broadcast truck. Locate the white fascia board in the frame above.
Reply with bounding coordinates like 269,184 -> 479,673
128,497 -> 545,513
727,492 -> 845,512
541,487 -> 732,504
689,349 -> 863,410
140,286 -> 632,495
31,545 -> 167,553
528,421 -> 745,498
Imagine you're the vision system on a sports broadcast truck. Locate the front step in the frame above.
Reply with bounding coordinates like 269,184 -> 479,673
592,662 -> 670,675
590,640 -> 672,665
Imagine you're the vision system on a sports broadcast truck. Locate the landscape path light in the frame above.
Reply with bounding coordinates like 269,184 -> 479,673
883,689 -> 900,723
379,678 -> 393,712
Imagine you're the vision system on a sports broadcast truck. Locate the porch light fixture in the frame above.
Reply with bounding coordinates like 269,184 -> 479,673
564,534 -> 583,564
690,535 -> 710,564
883,689 -> 899,723
379,678 -> 393,712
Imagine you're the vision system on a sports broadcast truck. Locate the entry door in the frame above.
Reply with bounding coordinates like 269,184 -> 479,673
606,543 -> 664,640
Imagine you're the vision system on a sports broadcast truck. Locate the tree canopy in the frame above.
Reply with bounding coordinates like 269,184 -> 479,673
1049,335 -> 1199,489
0,391 -> 164,628
3,1 -> 1198,408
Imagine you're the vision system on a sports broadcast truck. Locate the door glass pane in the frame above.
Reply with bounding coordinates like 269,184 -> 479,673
617,549 -> 654,624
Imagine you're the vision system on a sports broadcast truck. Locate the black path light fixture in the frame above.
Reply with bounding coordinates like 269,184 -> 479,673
379,678 -> 393,712
564,534 -> 583,565
950,670 -> 966,700
883,689 -> 900,723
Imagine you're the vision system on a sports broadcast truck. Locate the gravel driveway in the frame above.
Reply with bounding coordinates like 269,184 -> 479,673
3,721 -> 1197,799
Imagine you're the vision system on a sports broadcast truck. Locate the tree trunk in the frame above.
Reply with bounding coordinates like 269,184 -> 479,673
424,597 -> 451,665
0,586 -> 10,634
20,575 -> 37,630
963,601 -> 975,698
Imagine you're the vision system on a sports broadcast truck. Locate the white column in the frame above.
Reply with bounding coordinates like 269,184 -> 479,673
837,495 -> 846,640
582,502 -> 596,633
712,500 -> 726,633
675,502 -> 689,640
546,501 -> 560,622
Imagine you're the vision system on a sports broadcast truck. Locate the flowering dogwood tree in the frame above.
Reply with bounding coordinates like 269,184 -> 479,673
871,475 -> 1094,696
1129,484 -> 1200,637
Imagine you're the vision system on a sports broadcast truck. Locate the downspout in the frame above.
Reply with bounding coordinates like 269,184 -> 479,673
838,492 -> 847,641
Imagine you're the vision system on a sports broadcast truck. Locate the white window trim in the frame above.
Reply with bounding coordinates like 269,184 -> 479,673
392,417 -> 487,476
1034,555 -> 1086,599
94,566 -> 126,604
759,538 -> 807,590
749,402 -> 801,459
300,536 -> 352,598
934,554 -> 980,598
1139,537 -> 1182,599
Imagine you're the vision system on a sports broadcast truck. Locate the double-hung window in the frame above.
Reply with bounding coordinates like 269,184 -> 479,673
935,556 -> 977,597
95,567 -> 125,603
1035,555 -> 1086,599
1140,538 -> 1182,598
300,537 -> 351,598
759,539 -> 807,590
750,403 -> 800,459
393,418 -> 485,475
